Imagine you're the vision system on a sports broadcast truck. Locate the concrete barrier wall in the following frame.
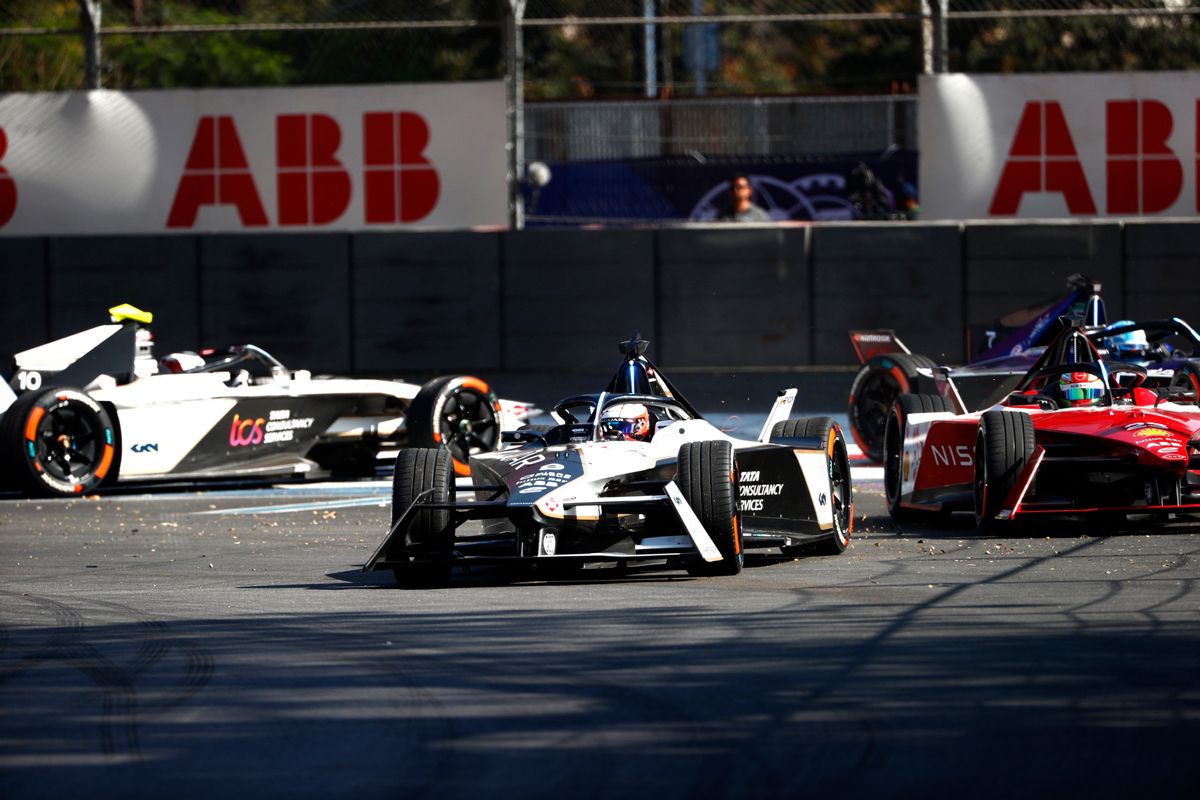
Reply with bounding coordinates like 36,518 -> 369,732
812,223 -> 963,365
1,221 -> 1197,374
657,226 -> 809,367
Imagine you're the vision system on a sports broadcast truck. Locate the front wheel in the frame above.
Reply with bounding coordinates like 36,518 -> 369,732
884,394 -> 957,522
0,387 -> 120,497
389,447 -> 454,588
406,375 -> 501,477
677,440 -> 743,576
974,410 -> 1035,534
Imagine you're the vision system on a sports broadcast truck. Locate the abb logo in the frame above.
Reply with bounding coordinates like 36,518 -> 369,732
990,99 -> 1194,215
0,128 -> 15,227
166,111 -> 439,229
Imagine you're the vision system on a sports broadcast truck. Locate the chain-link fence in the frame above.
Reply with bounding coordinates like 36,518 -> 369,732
0,1 -> 504,92
5,2 -> 1196,94
946,0 -> 1200,73
1,1 -> 1197,225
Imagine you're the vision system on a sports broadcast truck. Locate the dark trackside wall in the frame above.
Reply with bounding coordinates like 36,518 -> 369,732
2,220 -> 1196,376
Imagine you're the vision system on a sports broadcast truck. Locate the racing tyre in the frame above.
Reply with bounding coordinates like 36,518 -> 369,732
884,394 -> 957,522
1167,362 -> 1200,404
773,417 -> 854,555
0,387 -> 120,498
389,447 -> 454,588
406,375 -> 501,477
848,352 -> 937,463
973,409 -> 1035,534
677,440 -> 743,576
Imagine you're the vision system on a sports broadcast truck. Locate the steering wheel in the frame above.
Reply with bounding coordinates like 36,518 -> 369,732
552,398 -> 597,425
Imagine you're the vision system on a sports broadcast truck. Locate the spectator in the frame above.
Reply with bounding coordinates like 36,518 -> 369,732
847,162 -> 895,220
720,174 -> 770,222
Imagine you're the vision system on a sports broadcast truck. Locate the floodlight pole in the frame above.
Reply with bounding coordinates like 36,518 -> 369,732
505,0 -> 527,230
78,0 -> 102,88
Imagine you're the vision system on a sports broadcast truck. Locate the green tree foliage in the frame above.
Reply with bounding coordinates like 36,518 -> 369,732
0,1 -> 1197,94
0,2 -> 87,91
955,7 -> 1200,74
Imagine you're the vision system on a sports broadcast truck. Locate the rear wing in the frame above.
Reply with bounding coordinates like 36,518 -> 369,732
8,322 -> 138,396
848,330 -> 910,364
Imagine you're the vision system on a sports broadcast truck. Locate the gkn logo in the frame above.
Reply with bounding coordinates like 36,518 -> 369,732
131,443 -> 159,453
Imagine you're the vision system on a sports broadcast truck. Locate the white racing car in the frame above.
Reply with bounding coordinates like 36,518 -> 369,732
366,335 -> 854,587
0,305 -> 535,497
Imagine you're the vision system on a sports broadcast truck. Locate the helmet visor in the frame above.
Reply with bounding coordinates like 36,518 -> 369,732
1062,384 -> 1104,403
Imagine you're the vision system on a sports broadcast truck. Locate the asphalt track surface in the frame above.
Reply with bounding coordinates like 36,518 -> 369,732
1,399 -> 1198,797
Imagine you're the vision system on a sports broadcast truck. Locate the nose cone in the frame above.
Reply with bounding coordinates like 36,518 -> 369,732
505,457 -> 583,507
1127,424 -> 1189,464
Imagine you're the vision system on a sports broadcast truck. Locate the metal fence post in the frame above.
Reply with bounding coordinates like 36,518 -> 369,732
644,0 -> 657,99
922,0 -> 948,74
505,0 -> 526,230
78,0 -> 102,89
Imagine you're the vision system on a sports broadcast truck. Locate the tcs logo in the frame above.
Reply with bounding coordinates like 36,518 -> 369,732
230,413 -> 265,447
0,128 -> 16,227
166,112 -> 440,229
990,99 -> 1197,215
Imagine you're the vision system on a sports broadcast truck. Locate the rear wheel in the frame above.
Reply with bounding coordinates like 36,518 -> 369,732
389,448 -> 454,588
0,387 -> 119,498
974,410 -> 1036,534
406,375 -> 500,477
847,352 -> 937,463
884,394 -> 957,522
677,440 -> 742,576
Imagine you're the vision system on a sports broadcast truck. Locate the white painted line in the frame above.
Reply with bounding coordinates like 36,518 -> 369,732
193,496 -> 390,516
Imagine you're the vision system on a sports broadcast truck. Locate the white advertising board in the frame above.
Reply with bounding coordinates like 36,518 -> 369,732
919,72 -> 1200,220
0,82 -> 507,235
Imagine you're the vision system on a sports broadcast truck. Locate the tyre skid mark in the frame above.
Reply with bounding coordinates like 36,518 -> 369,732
0,591 -> 214,761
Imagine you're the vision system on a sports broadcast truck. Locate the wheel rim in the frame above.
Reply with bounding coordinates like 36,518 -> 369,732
438,387 -> 498,464
33,402 -> 103,484
853,369 -> 905,459
829,434 -> 852,543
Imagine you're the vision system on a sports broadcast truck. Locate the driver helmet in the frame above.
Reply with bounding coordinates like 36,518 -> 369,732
600,403 -> 652,441
133,328 -> 159,378
1057,371 -> 1105,408
1102,321 -> 1150,361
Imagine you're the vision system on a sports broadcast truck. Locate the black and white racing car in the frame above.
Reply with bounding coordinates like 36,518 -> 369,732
0,305 -> 535,497
366,335 -> 854,587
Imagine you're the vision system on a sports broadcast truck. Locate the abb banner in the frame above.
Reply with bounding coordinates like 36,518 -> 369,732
0,82 -> 506,235
919,72 -> 1200,220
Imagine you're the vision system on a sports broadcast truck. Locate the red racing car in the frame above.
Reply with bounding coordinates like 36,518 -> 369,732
884,322 -> 1200,531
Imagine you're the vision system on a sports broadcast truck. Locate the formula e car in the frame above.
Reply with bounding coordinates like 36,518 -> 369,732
883,321 -> 1200,531
0,305 -> 536,497
366,335 -> 854,587
848,275 -> 1200,461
